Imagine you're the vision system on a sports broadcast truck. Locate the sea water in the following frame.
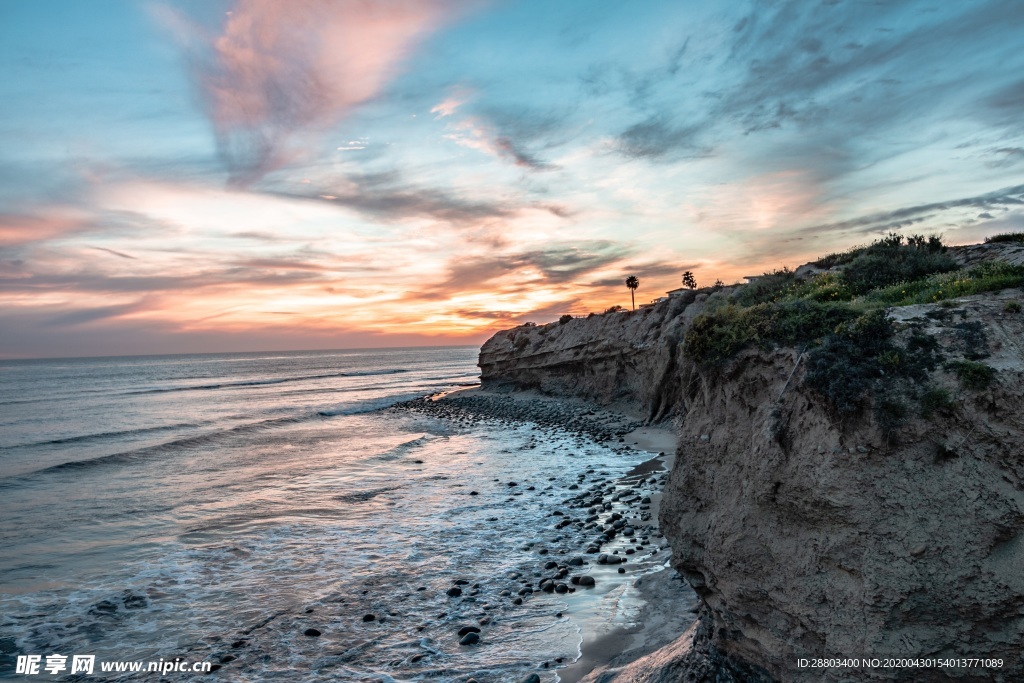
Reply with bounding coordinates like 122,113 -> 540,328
0,348 -> 662,681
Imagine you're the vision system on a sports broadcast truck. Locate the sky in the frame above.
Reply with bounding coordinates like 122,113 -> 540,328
1,0 -> 1024,358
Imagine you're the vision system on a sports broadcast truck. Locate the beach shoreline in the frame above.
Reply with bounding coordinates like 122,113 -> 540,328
395,385 -> 698,682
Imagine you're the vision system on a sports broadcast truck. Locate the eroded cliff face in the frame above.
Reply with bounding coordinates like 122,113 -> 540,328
662,293 -> 1024,681
480,275 -> 1024,681
479,291 -> 704,421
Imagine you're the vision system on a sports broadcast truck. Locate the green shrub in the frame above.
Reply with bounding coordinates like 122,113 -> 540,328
874,394 -> 910,436
804,310 -> 895,414
984,232 -> 1024,244
683,300 -> 858,366
841,235 -> 956,295
919,387 -> 955,419
946,360 -> 995,389
1004,301 -> 1022,313
734,268 -> 797,306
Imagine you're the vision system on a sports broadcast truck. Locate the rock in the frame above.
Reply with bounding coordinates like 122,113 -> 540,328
578,575 -> 596,587
521,674 -> 541,683
459,632 -> 480,646
446,587 -> 463,597
303,628 -> 321,637
123,594 -> 147,609
458,625 -> 481,636
92,600 -> 118,614
361,613 -> 376,622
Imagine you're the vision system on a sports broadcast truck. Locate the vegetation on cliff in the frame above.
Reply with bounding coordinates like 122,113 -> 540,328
683,234 -> 1024,432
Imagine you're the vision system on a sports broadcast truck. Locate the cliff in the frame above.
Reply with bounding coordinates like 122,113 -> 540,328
479,240 -> 1024,682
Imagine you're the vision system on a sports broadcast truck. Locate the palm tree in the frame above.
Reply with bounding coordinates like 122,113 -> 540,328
682,271 -> 697,289
625,275 -> 639,310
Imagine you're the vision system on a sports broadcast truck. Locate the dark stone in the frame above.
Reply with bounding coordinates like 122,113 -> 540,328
460,632 -> 481,645
362,613 -> 376,622
93,600 -> 118,614
458,625 -> 481,637
578,575 -> 596,587
447,587 -> 463,597
123,594 -> 147,610
303,628 -> 321,637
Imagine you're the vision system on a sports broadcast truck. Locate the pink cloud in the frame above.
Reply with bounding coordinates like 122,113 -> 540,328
166,0 -> 465,185
0,213 -> 85,247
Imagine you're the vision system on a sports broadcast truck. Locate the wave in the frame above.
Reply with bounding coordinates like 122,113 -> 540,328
371,435 -> 440,461
1,414 -> 322,484
3,421 -> 201,450
317,391 -> 436,416
125,369 -> 408,395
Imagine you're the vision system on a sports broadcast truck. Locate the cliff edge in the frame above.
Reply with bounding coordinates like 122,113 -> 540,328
479,238 -> 1024,682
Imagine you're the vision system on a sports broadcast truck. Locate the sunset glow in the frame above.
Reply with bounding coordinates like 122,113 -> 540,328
2,1 -> 1024,357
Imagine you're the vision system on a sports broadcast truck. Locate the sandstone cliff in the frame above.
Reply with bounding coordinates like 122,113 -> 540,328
479,241 -> 1024,682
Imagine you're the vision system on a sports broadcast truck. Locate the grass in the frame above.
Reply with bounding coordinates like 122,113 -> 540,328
860,262 -> 1024,307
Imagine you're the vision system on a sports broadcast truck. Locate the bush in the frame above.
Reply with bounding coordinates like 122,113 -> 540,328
1004,301 -> 1022,313
920,386 -> 955,419
683,300 -> 858,367
559,314 -> 573,324
804,310 -> 895,415
946,360 -> 995,390
514,335 -> 529,352
984,232 -> 1024,243
734,268 -> 797,306
840,235 -> 956,295
604,305 -> 625,314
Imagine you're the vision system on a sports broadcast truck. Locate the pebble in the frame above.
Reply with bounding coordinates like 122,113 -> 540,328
459,632 -> 481,646
362,614 -> 376,622
447,587 -> 463,597
303,628 -> 321,637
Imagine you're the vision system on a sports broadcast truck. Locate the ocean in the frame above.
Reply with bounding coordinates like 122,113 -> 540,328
0,347 -> 666,681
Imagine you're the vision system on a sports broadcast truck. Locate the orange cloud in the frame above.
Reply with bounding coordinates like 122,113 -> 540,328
169,0 -> 465,185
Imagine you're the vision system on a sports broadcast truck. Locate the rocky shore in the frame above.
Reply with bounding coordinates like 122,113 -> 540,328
390,389 -> 699,682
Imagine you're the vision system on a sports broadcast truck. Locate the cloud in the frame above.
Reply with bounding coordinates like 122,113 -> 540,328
0,213 -> 86,247
42,299 -> 152,327
612,117 -> 707,159
89,246 -> 137,259
431,86 -> 472,118
421,241 -> 625,298
796,183 -> 1024,237
162,0 -> 464,185
443,116 -> 555,170
272,170 -> 520,224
